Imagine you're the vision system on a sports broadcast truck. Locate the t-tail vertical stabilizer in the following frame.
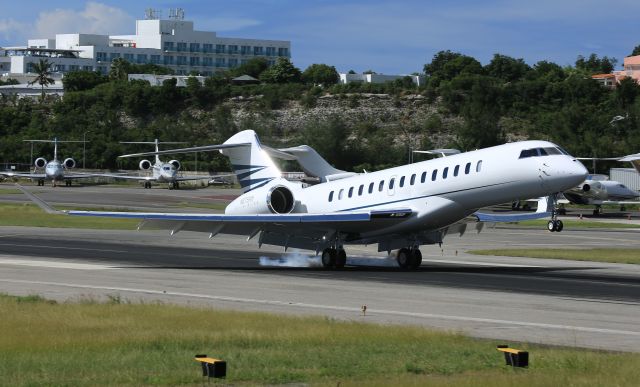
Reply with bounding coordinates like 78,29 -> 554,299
221,130 -> 282,192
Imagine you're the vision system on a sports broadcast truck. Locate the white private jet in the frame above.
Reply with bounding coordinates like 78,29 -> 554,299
560,174 -> 639,215
112,139 -> 213,189
1,138 -> 108,187
18,130 -> 588,269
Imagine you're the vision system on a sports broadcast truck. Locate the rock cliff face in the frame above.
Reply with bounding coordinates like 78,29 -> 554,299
223,93 -> 463,148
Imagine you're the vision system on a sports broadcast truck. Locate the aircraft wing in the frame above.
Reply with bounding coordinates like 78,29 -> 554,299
97,173 -> 155,181
1,172 -> 46,179
175,174 -> 228,182
70,208 -> 413,252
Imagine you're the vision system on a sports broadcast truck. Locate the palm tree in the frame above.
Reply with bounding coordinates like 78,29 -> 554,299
28,59 -> 55,102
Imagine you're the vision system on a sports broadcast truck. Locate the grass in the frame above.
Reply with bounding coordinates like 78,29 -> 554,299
468,248 -> 640,264
517,219 -> 640,229
0,202 -> 138,230
0,293 -> 639,386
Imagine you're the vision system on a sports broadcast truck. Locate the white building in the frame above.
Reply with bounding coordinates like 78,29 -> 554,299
339,73 -> 425,86
0,9 -> 290,77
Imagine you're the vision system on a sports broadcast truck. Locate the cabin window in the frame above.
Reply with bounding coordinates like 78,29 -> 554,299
399,176 -> 405,187
465,162 -> 471,174
421,171 -> 427,183
454,165 -> 459,177
358,184 -> 364,196
443,167 -> 449,179
378,180 -> 385,192
368,182 -> 374,194
432,169 -> 438,181
476,160 -> 483,172
410,174 -> 416,185
389,178 -> 395,190
338,189 -> 344,200
348,187 -> 354,198
328,191 -> 334,202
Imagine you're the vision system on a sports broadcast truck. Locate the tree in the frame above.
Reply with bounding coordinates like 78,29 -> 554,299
109,58 -> 130,81
28,59 -> 55,102
485,54 -> 531,82
424,50 -> 462,76
259,57 -> 302,84
62,71 -> 108,92
228,57 -> 269,78
575,54 -> 617,75
631,45 -> 640,56
424,50 -> 483,85
302,63 -> 339,86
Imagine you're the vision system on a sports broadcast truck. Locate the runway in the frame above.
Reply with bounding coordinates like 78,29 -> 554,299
1,224 -> 639,352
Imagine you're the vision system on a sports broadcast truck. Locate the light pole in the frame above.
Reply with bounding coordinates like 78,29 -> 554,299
83,131 -> 92,170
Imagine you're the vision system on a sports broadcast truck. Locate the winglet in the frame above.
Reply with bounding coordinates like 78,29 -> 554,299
14,183 -> 66,215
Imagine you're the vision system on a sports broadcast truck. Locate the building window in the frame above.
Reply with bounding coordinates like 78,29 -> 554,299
476,160 -> 482,172
454,165 -> 459,177
368,182 -> 374,194
69,65 -> 79,71
82,66 -> 93,71
228,58 -> 238,68
241,45 -> 251,55
163,41 -> 174,51
177,42 -> 187,52
164,56 -> 174,65
177,56 -> 187,65
378,180 -> 384,192
124,53 -> 134,61
228,45 -> 238,54
328,191 -> 333,202
432,169 -> 437,181
190,57 -> 200,66
151,55 -> 160,64
203,43 -> 213,53
348,187 -> 354,198
96,52 -> 107,61
253,46 -> 264,55
216,57 -> 226,67
266,47 -> 276,56
278,47 -> 289,57
203,57 -> 213,67
109,52 -> 121,60
216,44 -> 226,54
358,185 -> 364,196
137,54 -> 148,64
421,171 -> 427,183
465,162 -> 471,174
189,43 -> 200,52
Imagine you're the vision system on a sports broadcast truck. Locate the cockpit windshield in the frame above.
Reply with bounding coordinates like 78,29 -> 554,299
519,147 -> 568,159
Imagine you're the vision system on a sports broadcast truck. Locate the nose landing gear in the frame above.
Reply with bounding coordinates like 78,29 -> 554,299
548,194 -> 564,232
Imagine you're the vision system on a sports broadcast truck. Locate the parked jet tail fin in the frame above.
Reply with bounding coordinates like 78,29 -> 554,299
619,153 -> 640,174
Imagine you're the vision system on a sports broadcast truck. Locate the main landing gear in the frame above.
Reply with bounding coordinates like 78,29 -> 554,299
396,247 -> 422,270
143,181 -> 152,189
169,181 -> 180,190
37,179 -> 45,186
321,247 -> 346,269
65,180 -> 72,187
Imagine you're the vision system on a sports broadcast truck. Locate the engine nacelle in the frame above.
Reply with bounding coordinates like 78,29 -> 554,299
63,158 -> 76,169
225,184 -> 296,215
34,157 -> 47,168
169,160 -> 181,171
139,160 -> 152,170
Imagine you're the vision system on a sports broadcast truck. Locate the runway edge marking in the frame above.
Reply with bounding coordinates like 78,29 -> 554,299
1,278 -> 640,338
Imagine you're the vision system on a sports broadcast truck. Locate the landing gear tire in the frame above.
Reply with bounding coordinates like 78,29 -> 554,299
409,249 -> 422,269
335,249 -> 346,269
37,180 -> 44,186
548,220 -> 564,232
321,248 -> 337,269
397,248 -> 411,269
143,182 -> 151,189
65,180 -> 71,187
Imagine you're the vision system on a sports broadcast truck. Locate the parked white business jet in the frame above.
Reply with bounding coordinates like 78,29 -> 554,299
1,138 -> 106,187
19,130 -> 588,269
561,174 -> 639,215
112,139 -> 212,189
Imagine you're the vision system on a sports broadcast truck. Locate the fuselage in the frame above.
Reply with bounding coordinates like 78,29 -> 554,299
564,179 -> 639,204
44,160 -> 65,181
226,140 -> 588,237
152,162 -> 178,183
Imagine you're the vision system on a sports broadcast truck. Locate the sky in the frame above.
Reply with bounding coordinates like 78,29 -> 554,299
2,0 -> 640,74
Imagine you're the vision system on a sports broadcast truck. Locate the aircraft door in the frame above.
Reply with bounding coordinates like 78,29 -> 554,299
538,159 -> 550,189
